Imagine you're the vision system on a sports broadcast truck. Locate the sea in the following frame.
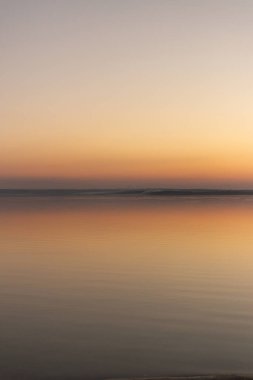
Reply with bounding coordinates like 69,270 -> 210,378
0,189 -> 253,379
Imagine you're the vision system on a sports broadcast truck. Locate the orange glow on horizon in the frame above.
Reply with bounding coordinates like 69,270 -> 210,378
2,1 -> 253,188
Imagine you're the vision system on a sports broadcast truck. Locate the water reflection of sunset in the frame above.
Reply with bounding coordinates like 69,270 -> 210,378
1,197 -> 253,241
1,198 -> 253,282
1,197 -> 253,377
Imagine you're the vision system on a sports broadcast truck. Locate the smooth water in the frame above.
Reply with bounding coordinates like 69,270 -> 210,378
1,195 -> 253,379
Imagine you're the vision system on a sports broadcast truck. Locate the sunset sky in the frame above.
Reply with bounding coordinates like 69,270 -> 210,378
1,0 -> 253,188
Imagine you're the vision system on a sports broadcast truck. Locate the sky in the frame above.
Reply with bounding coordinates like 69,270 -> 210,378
1,0 -> 253,189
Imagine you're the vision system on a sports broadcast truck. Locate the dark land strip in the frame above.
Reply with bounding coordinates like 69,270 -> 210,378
1,189 -> 253,197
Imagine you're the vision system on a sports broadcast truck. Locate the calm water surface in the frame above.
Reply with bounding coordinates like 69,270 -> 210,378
0,195 -> 253,379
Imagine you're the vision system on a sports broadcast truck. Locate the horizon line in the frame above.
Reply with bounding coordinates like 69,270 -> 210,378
1,188 -> 253,197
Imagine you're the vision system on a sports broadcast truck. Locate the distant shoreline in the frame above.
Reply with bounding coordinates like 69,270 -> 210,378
1,188 -> 253,197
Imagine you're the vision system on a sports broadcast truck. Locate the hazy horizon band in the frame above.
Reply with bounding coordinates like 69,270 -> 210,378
1,188 -> 253,197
